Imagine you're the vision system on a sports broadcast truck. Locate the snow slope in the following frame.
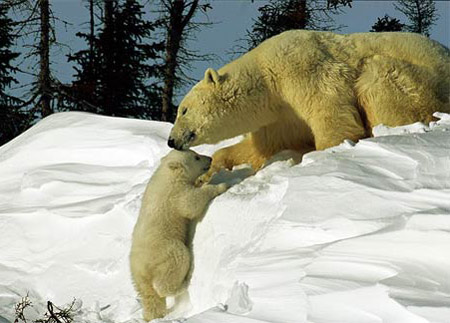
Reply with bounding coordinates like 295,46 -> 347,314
1,112 -> 450,323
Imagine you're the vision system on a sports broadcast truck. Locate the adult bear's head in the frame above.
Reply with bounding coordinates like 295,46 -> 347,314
168,67 -> 272,150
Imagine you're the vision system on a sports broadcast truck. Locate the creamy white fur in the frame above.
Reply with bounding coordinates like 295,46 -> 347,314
129,150 -> 227,321
169,30 -> 450,178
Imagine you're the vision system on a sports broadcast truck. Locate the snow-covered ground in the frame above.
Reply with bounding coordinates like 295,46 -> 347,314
1,112 -> 450,323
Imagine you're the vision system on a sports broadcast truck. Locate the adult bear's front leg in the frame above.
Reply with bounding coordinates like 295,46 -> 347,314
198,136 -> 267,184
198,117 -> 315,184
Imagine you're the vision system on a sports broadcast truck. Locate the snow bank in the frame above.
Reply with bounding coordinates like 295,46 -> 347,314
1,112 -> 450,323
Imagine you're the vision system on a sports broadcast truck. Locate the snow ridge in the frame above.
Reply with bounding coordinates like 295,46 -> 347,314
1,112 -> 450,323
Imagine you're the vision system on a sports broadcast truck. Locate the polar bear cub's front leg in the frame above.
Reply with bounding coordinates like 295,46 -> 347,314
177,183 -> 228,218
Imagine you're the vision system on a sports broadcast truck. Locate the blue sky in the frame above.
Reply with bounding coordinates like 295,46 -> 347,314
10,0 -> 450,102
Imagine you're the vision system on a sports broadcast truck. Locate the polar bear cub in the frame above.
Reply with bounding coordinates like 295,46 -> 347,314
130,149 -> 227,321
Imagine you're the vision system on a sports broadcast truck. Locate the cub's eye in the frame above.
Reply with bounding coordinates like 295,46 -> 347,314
182,107 -> 188,115
195,156 -> 200,161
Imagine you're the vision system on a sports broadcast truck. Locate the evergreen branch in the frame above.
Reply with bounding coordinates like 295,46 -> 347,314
11,0 -> 40,36
181,0 -> 199,30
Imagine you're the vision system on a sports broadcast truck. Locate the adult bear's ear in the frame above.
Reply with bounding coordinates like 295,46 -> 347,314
204,68 -> 221,85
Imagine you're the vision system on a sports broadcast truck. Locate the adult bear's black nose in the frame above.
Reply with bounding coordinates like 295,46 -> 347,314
168,137 -> 175,148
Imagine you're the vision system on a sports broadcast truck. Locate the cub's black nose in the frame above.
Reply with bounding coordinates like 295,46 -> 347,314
168,137 -> 175,148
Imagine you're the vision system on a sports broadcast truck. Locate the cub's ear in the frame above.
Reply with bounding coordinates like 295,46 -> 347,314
167,161 -> 184,171
204,68 -> 221,85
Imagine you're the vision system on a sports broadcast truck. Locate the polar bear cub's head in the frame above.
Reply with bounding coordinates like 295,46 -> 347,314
161,149 -> 212,182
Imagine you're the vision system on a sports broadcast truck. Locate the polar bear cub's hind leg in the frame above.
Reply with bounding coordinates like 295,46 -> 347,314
133,274 -> 166,321
152,240 -> 191,297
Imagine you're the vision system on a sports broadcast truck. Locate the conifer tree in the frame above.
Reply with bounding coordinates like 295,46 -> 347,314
68,0 -> 164,119
38,0 -> 52,117
247,0 -> 352,49
394,0 -> 437,37
6,0 -> 59,119
371,15 -> 404,32
158,0 -> 212,122
0,3 -> 27,145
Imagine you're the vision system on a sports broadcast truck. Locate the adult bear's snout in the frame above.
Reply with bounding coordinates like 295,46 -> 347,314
167,136 -> 184,150
168,131 -> 196,150
168,137 -> 175,148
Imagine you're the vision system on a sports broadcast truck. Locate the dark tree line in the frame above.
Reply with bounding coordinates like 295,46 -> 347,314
371,15 -> 404,33
0,3 -> 26,145
64,0 -> 210,121
246,0 -> 353,49
66,0 -> 165,119
0,0 -> 441,146
0,0 -> 209,145
371,0 -> 437,33
6,0 -> 57,119
394,0 -> 437,36
247,0 -> 438,50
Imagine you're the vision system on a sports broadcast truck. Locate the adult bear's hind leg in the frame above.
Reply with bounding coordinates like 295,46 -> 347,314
355,55 -> 450,128
306,99 -> 368,151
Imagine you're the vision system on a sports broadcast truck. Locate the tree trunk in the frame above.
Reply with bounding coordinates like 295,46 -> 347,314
161,0 -> 198,122
103,0 -> 115,115
161,0 -> 183,122
39,0 -> 52,117
89,0 -> 95,69
296,0 -> 308,29
415,0 -> 423,34
104,0 -> 114,28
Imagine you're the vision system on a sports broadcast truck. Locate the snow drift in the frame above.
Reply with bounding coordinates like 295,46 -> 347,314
1,112 -> 450,323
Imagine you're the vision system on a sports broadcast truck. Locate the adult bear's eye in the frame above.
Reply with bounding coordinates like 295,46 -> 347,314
182,107 -> 188,115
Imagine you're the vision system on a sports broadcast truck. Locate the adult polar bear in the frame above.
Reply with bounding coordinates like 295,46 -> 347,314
169,30 -> 450,176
